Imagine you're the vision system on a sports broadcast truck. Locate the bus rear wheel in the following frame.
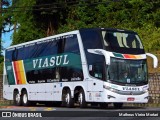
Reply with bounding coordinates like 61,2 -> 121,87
22,91 -> 30,106
78,89 -> 87,108
62,89 -> 74,108
13,91 -> 22,106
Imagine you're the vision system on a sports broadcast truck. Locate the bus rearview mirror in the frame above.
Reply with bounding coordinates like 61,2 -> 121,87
146,53 -> 158,68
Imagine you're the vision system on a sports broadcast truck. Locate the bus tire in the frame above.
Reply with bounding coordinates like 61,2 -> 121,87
114,103 -> 123,109
62,89 -> 74,108
78,89 -> 87,108
13,91 -> 22,106
22,91 -> 30,106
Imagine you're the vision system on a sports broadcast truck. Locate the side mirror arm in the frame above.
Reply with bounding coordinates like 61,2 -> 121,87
146,53 -> 158,68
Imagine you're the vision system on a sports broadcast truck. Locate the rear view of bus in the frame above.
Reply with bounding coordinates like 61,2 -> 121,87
80,28 -> 158,108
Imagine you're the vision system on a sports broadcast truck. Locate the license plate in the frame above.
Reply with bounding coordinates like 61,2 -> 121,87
127,97 -> 135,101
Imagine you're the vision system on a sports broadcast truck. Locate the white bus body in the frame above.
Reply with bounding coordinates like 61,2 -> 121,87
3,28 -> 158,108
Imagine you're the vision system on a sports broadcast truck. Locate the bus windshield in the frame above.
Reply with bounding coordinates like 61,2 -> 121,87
107,58 -> 147,84
102,31 -> 143,49
102,31 -> 144,54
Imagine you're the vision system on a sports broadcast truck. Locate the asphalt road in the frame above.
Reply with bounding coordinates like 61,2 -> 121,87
0,104 -> 160,111
0,105 -> 160,120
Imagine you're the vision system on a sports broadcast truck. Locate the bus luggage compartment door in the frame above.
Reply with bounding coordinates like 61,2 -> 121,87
87,79 -> 104,102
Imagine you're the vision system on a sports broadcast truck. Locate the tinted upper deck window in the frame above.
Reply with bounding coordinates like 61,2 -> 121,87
101,30 -> 145,54
80,29 -> 103,50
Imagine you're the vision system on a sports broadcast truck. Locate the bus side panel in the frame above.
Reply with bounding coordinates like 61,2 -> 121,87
28,84 -> 37,101
3,85 -> 15,100
45,83 -> 55,101
28,84 -> 53,101
52,82 -> 63,101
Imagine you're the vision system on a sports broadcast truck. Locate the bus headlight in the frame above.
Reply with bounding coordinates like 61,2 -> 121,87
144,96 -> 149,99
103,85 -> 118,92
103,85 -> 110,89
143,89 -> 148,93
103,85 -> 147,95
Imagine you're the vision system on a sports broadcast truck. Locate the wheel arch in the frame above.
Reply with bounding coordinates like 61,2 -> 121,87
21,88 -> 27,93
62,86 -> 71,97
21,87 -> 30,99
13,87 -> 29,96
13,88 -> 20,96
13,88 -> 19,93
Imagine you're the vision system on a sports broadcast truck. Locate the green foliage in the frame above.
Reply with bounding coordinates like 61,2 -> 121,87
11,0 -> 45,45
0,0 -> 11,29
0,0 -> 11,55
58,0 -> 160,52
1,0 -> 160,74
0,55 -> 3,74
2,0 -> 160,52
0,55 -> 3,63
11,0 -> 71,44
0,62 -> 3,74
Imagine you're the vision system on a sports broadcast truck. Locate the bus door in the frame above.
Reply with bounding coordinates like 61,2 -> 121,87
87,63 -> 104,101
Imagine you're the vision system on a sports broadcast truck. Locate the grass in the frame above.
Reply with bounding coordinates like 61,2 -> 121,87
0,100 -> 160,108
0,100 -> 13,107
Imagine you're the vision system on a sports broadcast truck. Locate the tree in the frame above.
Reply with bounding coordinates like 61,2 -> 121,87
57,0 -> 160,52
0,0 -> 11,63
11,0 -> 80,44
32,0 -> 78,36
11,0 -> 45,45
0,0 -> 10,53
3,0 -> 160,52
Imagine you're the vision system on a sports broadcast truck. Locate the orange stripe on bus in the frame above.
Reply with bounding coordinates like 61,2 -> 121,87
13,60 -> 27,85
19,61 -> 27,84
17,61 -> 22,84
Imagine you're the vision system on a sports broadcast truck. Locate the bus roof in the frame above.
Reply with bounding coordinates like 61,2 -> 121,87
79,28 -> 137,34
6,28 -> 137,50
6,30 -> 79,50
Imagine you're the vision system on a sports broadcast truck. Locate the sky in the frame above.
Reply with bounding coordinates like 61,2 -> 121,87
1,0 -> 13,53
2,30 -> 13,54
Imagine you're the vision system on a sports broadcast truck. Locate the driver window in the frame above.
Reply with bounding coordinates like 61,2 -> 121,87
89,63 -> 104,80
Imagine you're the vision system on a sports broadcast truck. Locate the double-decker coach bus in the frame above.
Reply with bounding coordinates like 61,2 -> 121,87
3,28 -> 158,108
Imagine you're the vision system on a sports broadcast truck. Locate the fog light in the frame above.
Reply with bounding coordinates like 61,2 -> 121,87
144,96 -> 149,99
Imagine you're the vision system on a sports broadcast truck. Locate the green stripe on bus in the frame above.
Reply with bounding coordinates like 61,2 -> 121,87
113,52 -> 124,58
24,53 -> 82,71
5,62 -> 16,85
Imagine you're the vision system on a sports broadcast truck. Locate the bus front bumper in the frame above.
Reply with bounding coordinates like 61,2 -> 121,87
104,90 -> 149,103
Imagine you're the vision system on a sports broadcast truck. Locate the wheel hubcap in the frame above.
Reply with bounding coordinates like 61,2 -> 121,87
16,94 -> 20,103
23,94 -> 28,104
78,93 -> 83,104
65,93 -> 70,104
